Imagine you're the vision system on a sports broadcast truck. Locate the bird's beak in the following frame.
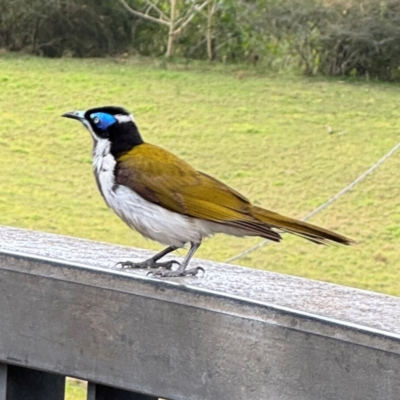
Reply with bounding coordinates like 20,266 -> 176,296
61,110 -> 85,121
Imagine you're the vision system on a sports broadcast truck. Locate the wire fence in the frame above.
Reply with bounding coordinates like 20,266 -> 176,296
226,140 -> 400,264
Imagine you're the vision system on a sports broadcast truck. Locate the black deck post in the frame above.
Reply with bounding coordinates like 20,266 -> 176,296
0,364 -> 64,400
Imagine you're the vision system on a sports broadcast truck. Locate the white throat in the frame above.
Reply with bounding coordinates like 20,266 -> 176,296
93,139 -> 117,205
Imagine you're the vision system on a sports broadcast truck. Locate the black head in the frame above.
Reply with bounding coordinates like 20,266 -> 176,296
62,105 -> 144,157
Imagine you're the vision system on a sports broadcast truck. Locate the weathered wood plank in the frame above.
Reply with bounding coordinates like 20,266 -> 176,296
0,226 -> 400,400
1,226 -> 399,336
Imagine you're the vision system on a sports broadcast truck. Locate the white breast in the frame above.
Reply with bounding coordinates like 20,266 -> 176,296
92,140 -> 216,247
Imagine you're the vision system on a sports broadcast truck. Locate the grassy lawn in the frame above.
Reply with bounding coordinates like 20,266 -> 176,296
1,53 -> 399,296
65,378 -> 86,400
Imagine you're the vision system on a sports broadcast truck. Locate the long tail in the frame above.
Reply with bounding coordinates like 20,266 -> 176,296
250,206 -> 353,245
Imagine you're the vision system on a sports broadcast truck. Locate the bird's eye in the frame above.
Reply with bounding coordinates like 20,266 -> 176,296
93,117 -> 100,124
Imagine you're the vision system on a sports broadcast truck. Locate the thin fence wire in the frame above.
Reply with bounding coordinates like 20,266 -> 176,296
225,140 -> 400,264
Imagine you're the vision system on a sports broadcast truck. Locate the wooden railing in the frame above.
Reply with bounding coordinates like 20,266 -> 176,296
0,226 -> 400,400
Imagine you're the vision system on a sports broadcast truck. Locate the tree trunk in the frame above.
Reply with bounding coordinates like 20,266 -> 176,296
206,1 -> 214,60
166,0 -> 176,57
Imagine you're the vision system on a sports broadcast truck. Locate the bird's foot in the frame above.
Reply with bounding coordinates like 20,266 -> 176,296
147,266 -> 205,278
115,259 -> 178,270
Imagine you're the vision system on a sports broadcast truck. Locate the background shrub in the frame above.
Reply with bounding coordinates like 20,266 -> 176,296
1,0 -> 400,80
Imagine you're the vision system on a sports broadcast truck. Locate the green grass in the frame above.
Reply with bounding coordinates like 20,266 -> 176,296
65,378 -> 86,400
1,53 -> 400,296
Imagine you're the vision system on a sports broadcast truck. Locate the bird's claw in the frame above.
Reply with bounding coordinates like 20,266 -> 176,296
147,266 -> 205,278
115,260 -> 178,270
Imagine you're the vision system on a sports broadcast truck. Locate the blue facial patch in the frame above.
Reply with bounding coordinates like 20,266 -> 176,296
90,112 -> 117,131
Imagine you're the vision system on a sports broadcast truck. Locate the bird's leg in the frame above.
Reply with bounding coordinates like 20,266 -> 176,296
115,246 -> 179,270
149,242 -> 204,277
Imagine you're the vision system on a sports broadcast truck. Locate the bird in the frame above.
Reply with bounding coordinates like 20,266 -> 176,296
62,106 -> 353,277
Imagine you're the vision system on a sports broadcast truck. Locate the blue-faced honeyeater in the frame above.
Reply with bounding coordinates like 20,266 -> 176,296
62,106 -> 352,277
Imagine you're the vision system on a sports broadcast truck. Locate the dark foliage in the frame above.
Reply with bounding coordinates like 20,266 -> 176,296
1,0 -> 400,81
264,0 -> 400,80
0,0 -> 134,57
320,1 -> 400,80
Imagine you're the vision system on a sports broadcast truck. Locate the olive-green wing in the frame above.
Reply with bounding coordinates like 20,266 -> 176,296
115,143 -> 254,222
115,144 -> 352,245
